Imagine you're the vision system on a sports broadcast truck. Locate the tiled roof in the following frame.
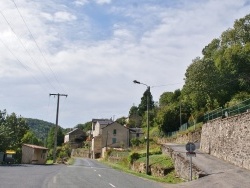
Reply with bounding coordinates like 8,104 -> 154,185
66,128 -> 84,135
92,118 -> 113,125
98,120 -> 113,125
102,122 -> 129,129
23,144 -> 48,150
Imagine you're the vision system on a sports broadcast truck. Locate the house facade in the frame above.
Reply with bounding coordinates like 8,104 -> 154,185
64,128 -> 86,149
91,119 -> 113,158
91,118 -> 145,158
22,144 -> 48,164
101,122 -> 130,149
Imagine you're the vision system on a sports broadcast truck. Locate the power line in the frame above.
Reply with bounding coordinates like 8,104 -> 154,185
0,37 -> 48,91
11,0 -> 66,93
151,82 -> 184,88
0,10 -> 57,91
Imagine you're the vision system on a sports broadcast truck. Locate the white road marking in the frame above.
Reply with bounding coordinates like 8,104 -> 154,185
98,174 -> 101,177
109,183 -> 116,187
85,159 -> 91,166
94,169 -> 96,171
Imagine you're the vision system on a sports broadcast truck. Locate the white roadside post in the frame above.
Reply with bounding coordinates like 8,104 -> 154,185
186,142 -> 196,181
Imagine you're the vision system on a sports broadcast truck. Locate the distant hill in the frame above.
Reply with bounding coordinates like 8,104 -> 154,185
25,118 -> 55,141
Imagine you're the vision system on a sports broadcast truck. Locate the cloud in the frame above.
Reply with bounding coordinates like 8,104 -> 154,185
0,0 -> 249,127
41,11 -> 77,23
74,0 -> 89,6
95,0 -> 112,5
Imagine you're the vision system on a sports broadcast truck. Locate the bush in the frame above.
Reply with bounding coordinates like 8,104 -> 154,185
130,138 -> 141,147
128,152 -> 142,164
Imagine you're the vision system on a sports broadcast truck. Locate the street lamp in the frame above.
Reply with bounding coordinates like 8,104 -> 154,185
133,80 -> 150,175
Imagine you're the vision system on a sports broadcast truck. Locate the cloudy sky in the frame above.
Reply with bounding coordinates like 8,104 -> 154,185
0,0 -> 249,128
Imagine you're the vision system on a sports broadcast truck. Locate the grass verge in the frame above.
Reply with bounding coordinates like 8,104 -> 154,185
100,159 -> 183,184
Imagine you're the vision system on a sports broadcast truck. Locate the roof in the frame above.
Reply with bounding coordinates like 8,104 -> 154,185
23,144 -> 48,150
66,128 -> 85,135
102,122 -> 129,129
92,119 -> 113,125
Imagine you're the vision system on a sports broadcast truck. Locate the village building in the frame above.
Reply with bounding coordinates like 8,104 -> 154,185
91,119 -> 113,158
22,144 -> 48,164
64,128 -> 86,149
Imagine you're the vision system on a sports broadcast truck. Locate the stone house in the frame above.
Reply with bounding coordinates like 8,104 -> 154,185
64,128 -> 86,149
22,144 -> 48,164
101,122 -> 130,149
91,119 -> 113,158
91,119 -> 146,158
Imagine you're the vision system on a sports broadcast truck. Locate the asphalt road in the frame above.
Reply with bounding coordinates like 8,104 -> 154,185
165,143 -> 250,188
0,164 -> 63,188
0,159 -> 170,188
1,154 -> 250,188
47,158 -> 169,188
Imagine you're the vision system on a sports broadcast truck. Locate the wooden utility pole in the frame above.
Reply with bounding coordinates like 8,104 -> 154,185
49,93 -> 68,163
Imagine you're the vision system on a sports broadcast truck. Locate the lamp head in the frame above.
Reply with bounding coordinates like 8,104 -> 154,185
133,80 -> 141,84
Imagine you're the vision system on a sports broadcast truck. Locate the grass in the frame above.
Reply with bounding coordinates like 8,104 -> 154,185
46,158 -> 75,165
168,122 -> 203,139
67,158 -> 75,165
101,158 -> 183,184
137,154 -> 174,168
102,145 -> 183,184
46,160 -> 53,165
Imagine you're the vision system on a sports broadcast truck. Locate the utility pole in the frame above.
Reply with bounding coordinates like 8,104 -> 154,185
49,93 -> 68,163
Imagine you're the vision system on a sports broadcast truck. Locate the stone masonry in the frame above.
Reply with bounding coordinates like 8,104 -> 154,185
161,145 -> 204,180
200,111 -> 250,170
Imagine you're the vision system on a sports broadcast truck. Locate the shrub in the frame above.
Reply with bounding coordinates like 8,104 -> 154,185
130,138 -> 141,147
128,152 -> 141,164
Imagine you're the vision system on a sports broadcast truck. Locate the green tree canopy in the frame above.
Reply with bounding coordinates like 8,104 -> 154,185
47,126 -> 64,149
21,130 -> 43,146
138,88 -> 154,116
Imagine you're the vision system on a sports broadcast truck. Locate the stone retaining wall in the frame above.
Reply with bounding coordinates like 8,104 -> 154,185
200,111 -> 250,170
161,145 -> 204,180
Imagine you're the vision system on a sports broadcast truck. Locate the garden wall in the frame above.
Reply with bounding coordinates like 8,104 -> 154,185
161,145 -> 205,180
200,111 -> 250,170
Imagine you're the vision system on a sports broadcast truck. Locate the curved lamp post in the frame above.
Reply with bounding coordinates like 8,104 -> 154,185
133,80 -> 150,175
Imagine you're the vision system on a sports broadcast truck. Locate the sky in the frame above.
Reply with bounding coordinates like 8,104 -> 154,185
0,0 -> 249,128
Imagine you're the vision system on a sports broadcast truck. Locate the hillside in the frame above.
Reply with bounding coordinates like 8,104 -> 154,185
25,118 -> 55,141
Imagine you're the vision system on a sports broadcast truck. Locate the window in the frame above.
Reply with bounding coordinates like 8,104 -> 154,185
112,138 -> 116,144
113,129 -> 117,135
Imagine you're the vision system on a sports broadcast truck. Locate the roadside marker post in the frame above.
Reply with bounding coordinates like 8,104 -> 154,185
185,142 -> 196,181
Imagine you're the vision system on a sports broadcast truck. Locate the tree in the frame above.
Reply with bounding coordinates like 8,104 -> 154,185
159,90 -> 181,107
4,113 -> 29,150
155,104 -> 180,133
47,126 -> 65,149
129,106 -> 138,117
74,121 -> 92,132
21,130 -> 43,146
0,112 -> 29,163
138,88 -> 154,116
182,57 -> 224,112
215,14 -> 250,93
115,116 -> 127,125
